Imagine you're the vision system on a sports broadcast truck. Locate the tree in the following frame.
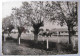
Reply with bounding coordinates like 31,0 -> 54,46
50,1 -> 78,50
12,7 -> 27,45
2,15 -> 15,42
13,1 -> 57,43
30,2 -> 45,43
2,15 -> 14,37
59,2 -> 77,44
12,2 -> 44,43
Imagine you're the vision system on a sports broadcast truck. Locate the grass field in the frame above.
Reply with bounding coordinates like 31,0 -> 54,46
2,33 -> 78,55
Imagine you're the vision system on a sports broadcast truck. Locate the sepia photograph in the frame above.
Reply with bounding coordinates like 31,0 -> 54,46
2,1 -> 78,55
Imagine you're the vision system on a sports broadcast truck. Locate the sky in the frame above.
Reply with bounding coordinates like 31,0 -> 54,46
2,1 -> 22,18
2,1 -> 67,29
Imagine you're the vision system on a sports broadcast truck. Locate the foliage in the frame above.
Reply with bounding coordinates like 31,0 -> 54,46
2,15 -> 14,29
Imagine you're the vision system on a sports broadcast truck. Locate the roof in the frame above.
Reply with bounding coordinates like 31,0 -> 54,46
51,28 -> 67,32
51,27 -> 78,32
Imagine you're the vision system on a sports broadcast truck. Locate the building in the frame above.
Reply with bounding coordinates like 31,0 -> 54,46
51,27 -> 78,36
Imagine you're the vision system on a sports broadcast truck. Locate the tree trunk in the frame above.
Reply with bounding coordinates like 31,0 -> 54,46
68,27 -> 71,44
18,33 -> 21,45
71,36 -> 76,51
46,38 -> 49,49
34,34 -> 38,44
8,32 -> 10,37
68,26 -> 74,51
18,37 -> 21,45
2,32 -> 5,42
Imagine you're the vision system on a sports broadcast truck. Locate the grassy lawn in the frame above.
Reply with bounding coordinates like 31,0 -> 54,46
2,33 -> 78,55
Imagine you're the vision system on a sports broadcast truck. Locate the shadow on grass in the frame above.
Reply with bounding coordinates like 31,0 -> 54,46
21,39 -> 57,51
5,37 -> 57,51
59,43 -> 78,54
5,37 -> 78,54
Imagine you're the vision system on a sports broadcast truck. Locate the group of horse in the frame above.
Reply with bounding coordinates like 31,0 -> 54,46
38,29 -> 53,37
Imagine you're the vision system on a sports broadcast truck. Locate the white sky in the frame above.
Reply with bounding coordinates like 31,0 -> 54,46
2,1 -> 67,29
2,1 -> 22,18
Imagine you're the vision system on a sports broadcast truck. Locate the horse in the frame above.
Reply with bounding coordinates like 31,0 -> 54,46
38,29 -> 53,42
39,29 -> 53,37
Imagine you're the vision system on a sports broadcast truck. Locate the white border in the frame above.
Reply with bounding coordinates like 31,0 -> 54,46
0,0 -> 80,56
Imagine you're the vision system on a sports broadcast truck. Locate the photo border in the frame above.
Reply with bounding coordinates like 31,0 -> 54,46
0,0 -> 80,56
